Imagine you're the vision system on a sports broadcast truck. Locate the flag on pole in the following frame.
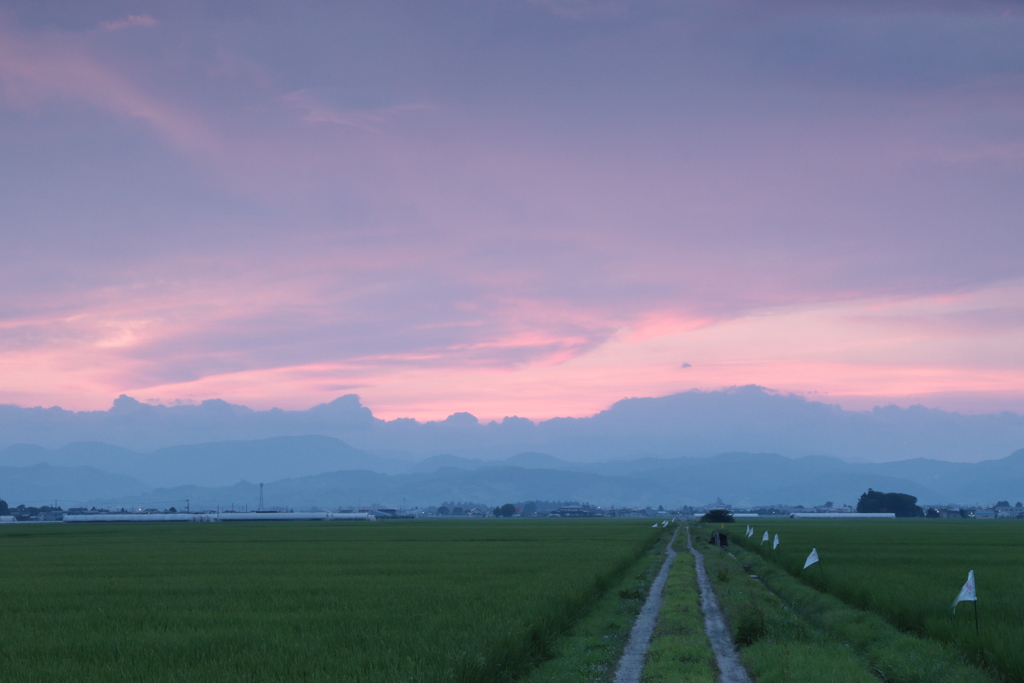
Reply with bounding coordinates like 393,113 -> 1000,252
803,548 -> 819,569
662,520 -> 669,527
747,527 -> 754,538
773,533 -> 780,549
952,570 -> 976,613
761,531 -> 769,544
652,523 -> 658,528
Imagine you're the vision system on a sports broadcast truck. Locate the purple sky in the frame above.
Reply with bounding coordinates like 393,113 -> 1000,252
2,0 -> 1024,420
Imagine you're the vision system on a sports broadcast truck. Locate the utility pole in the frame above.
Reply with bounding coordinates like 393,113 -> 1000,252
186,499 -> 190,513
259,483 -> 264,511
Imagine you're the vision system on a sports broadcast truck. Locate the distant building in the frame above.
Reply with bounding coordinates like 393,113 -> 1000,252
973,509 -> 996,519
789,512 -> 895,519
607,508 -> 647,518
549,505 -> 599,518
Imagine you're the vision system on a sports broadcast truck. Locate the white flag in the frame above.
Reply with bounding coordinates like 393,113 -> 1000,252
803,548 -> 819,569
652,523 -> 658,527
952,570 -> 976,613
761,531 -> 769,544
747,527 -> 754,538
662,520 -> 669,527
773,533 -> 780,549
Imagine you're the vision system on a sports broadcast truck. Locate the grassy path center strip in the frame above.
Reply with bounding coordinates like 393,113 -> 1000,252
686,527 -> 753,683
640,528 -> 716,683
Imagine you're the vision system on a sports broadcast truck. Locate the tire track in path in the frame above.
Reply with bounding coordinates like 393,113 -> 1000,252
612,528 -> 678,683
686,527 -> 753,683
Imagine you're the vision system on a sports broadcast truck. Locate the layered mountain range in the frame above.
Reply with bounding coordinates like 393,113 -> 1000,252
4,387 -> 1024,509
3,435 -> 1023,510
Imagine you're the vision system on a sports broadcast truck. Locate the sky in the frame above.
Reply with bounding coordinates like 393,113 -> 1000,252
1,0 -> 1024,421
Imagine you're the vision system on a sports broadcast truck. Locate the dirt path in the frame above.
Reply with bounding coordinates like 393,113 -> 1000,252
686,527 -> 753,683
612,528 -> 678,683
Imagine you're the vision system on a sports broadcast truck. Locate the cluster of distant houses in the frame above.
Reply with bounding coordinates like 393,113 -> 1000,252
4,499 -> 1024,523
715,500 -> 1024,520
944,502 -> 1024,519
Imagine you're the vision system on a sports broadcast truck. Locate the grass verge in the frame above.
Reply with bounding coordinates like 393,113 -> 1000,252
640,535 -> 716,683
726,519 -> 1024,680
696,530 -> 997,683
517,528 -> 672,683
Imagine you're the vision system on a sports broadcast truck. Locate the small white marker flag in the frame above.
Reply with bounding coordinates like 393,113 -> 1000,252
761,531 -> 769,544
952,570 -> 976,613
662,520 -> 669,527
772,533 -> 780,550
747,527 -> 754,538
803,548 -> 819,569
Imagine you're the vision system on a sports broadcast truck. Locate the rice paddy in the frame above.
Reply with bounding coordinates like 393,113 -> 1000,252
0,519 -> 660,683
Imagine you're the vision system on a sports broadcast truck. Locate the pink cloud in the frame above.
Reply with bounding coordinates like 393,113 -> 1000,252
5,278 -> 1024,420
1,4 -> 1024,421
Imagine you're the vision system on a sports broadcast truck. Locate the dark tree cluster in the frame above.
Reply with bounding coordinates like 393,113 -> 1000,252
0,498 -> 8,515
493,503 -> 517,518
856,489 -> 923,517
700,509 -> 734,523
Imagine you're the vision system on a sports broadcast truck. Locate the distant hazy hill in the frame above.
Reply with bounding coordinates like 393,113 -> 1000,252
84,451 -> 1009,511
3,387 -> 1024,463
0,463 -> 148,506
5,437 -> 1024,509
0,436 -> 405,488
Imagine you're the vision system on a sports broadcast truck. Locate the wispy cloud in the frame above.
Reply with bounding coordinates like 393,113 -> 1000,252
284,90 -> 432,131
0,20 -> 217,155
98,15 -> 158,32
527,0 -> 631,20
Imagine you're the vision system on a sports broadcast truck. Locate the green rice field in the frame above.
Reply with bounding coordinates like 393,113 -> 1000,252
0,519 -> 660,683
727,519 -> 1024,681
